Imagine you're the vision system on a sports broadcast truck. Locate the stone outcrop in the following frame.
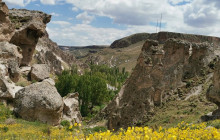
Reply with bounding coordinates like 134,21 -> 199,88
0,42 -> 23,99
206,60 -> 220,119
35,32 -> 83,74
9,9 -> 51,66
8,60 -> 20,82
63,93 -> 82,124
102,38 -> 219,130
30,64 -> 50,81
0,0 -> 14,42
0,41 -> 22,60
14,81 -> 64,125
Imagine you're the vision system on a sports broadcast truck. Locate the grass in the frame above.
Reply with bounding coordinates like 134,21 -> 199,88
15,76 -> 31,87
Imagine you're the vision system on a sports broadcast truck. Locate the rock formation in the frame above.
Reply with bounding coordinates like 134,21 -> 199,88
206,59 -> 220,119
0,1 -> 82,125
98,37 -> 220,130
0,0 -> 14,42
14,80 -> 64,125
0,42 -> 23,99
63,93 -> 82,124
9,9 -> 51,66
30,64 -> 50,81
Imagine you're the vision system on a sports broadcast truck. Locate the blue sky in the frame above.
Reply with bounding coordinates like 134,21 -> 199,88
3,0 -> 220,46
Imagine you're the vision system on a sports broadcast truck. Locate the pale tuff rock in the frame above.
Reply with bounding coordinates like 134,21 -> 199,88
14,81 -> 64,125
0,42 -> 23,99
63,93 -> 82,124
0,1 -> 14,42
9,9 -> 51,66
207,60 -> 220,110
30,64 -> 50,81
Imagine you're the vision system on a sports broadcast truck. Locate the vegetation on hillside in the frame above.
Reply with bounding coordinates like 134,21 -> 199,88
55,64 -> 129,117
1,103 -> 220,140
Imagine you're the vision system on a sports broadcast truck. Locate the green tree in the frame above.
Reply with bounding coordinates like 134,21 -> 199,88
55,70 -> 79,97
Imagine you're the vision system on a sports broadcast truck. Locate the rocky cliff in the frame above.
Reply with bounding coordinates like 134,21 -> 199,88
0,1 -> 82,125
92,34 -> 220,130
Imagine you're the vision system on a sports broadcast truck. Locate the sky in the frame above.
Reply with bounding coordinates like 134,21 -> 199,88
3,0 -> 220,46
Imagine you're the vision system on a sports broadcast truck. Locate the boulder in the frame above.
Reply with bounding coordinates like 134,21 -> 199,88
0,77 -> 10,99
14,81 -> 64,125
0,76 -> 23,99
63,93 -> 82,124
8,59 -> 20,82
30,64 -> 50,81
43,78 -> 55,86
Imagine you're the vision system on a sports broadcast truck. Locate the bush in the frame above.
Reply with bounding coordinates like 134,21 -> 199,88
60,120 -> 70,127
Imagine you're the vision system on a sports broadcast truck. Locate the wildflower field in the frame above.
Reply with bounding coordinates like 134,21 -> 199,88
1,102 -> 220,139
1,121 -> 220,140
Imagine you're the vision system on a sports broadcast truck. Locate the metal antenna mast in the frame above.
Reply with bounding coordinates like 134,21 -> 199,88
156,19 -> 158,33
159,13 -> 162,32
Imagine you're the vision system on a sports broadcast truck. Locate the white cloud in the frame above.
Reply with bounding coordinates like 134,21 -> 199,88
3,0 -> 32,7
47,23 -> 156,46
184,0 -> 220,28
51,21 -> 71,27
45,0 -> 220,46
76,12 -> 94,24
65,0 -> 182,26
40,0 -> 56,5
72,7 -> 78,12
50,12 -> 60,17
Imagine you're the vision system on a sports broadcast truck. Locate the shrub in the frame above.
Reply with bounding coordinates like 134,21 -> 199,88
60,120 -> 70,127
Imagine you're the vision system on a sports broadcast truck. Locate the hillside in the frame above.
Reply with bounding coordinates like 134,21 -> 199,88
59,45 -> 109,59
60,35 -> 147,73
62,31 -> 220,73
2,0 -> 220,139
